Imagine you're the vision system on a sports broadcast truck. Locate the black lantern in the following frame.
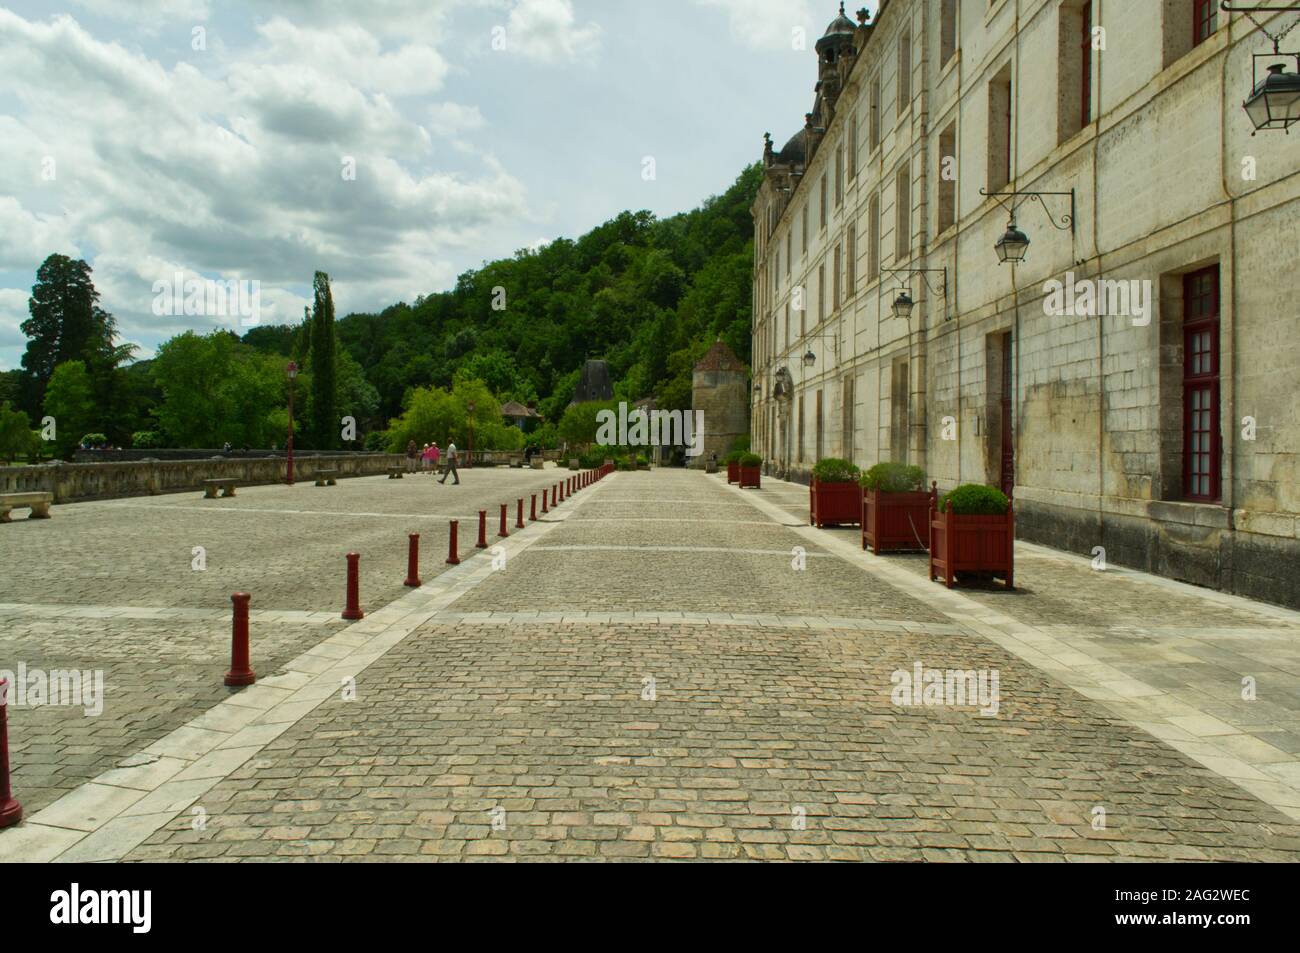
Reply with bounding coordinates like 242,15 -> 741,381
802,349 -> 817,368
1244,61 -> 1300,133
995,222 -> 1031,264
892,289 -> 914,320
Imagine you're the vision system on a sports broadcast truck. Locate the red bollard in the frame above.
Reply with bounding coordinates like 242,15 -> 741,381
342,552 -> 364,620
499,503 -> 509,538
530,494 -> 537,521
0,678 -> 24,829
476,510 -> 488,548
551,484 -> 558,507
541,489 -> 549,514
516,498 -> 525,529
404,533 -> 422,587
225,592 -> 256,686
447,520 -> 461,565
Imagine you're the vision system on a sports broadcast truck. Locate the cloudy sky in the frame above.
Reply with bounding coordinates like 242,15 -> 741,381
0,0 -> 874,370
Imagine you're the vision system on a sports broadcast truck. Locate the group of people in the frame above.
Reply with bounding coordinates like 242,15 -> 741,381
405,439 -> 460,484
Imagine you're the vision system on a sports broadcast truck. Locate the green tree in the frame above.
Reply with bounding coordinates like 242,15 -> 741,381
42,360 -> 97,457
0,400 -> 35,462
20,255 -> 123,416
309,271 -> 337,450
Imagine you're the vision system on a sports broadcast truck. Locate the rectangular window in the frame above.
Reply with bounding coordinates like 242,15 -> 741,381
938,122 -> 956,233
895,164 -> 911,260
869,77 -> 881,151
786,232 -> 792,278
898,31 -> 912,113
835,146 -> 844,207
868,193 -> 880,281
849,112 -> 859,180
802,207 -> 808,254
817,264 -> 826,322
819,174 -> 828,230
798,393 -> 805,463
1193,0 -> 1217,46
988,64 -> 1013,192
1081,2 -> 1093,127
815,389 -> 824,461
833,243 -> 842,309
1182,266 -> 1220,501
940,0 -> 958,66
841,375 -> 855,462
784,299 -> 790,350
775,248 -> 781,292
846,225 -> 856,296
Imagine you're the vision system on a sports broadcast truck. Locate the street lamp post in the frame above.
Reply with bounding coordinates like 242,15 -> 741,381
466,399 -> 475,469
286,361 -> 298,485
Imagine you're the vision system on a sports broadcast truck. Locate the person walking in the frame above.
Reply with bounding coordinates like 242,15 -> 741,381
406,439 -> 418,473
439,441 -> 460,485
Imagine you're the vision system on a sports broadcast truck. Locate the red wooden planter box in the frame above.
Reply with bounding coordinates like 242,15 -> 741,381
727,460 -> 739,484
809,479 -> 861,527
862,483 -> 937,553
928,501 -> 1015,589
738,465 -> 761,488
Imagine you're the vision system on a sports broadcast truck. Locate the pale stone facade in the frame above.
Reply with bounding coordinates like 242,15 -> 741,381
751,1 -> 1300,607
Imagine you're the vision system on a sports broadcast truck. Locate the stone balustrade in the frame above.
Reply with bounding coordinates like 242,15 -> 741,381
0,453 -> 405,504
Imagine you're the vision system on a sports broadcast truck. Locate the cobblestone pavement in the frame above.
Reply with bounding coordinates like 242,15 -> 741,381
0,466 -> 575,819
5,467 -> 1300,862
106,469 -> 1300,862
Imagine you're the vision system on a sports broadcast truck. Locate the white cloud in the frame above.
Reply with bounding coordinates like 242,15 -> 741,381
694,0 -> 823,51
0,6 -> 533,362
428,102 -> 486,137
502,0 -> 601,63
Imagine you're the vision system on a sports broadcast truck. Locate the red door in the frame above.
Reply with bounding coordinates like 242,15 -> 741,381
1000,334 -> 1014,497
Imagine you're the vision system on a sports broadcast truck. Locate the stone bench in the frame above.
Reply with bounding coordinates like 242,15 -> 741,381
0,491 -> 53,522
314,469 -> 338,487
202,478 -> 237,499
530,457 -> 545,470
387,466 -> 404,479
509,455 -> 524,469
569,458 -> 580,470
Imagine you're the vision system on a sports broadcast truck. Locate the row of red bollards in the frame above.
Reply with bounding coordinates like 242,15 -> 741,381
0,467 -> 620,828
219,466 -> 614,693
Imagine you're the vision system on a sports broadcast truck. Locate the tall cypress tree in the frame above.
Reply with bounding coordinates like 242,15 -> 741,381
309,271 -> 337,450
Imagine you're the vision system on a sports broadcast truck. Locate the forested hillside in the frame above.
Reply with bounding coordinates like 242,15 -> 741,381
0,164 -> 759,456
336,163 -> 760,428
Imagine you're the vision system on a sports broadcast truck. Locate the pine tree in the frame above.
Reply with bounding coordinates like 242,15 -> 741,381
309,271 -> 337,450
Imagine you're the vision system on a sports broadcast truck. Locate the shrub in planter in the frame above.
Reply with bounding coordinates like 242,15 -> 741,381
723,448 -> 744,484
808,458 -> 862,528
737,452 -> 762,488
929,484 -> 1014,589
860,463 -> 934,554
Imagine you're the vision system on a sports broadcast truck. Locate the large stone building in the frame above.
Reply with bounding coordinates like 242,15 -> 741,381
751,1 -> 1300,607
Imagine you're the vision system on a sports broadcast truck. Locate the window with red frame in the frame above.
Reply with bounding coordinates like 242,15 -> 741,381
1193,0 -> 1217,46
1183,266 -> 1220,501
1081,2 -> 1092,127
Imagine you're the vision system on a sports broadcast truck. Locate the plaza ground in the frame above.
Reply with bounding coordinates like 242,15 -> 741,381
1,466 -> 1299,861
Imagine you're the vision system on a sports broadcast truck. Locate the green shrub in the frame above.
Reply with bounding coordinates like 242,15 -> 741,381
729,435 -> 751,455
80,432 -> 108,447
722,449 -> 744,465
131,430 -> 163,449
860,462 -> 926,493
811,457 -> 859,484
739,452 -> 761,467
937,483 -> 1010,516
635,453 -> 648,466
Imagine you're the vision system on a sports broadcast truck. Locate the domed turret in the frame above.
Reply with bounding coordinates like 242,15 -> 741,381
815,3 -> 857,57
